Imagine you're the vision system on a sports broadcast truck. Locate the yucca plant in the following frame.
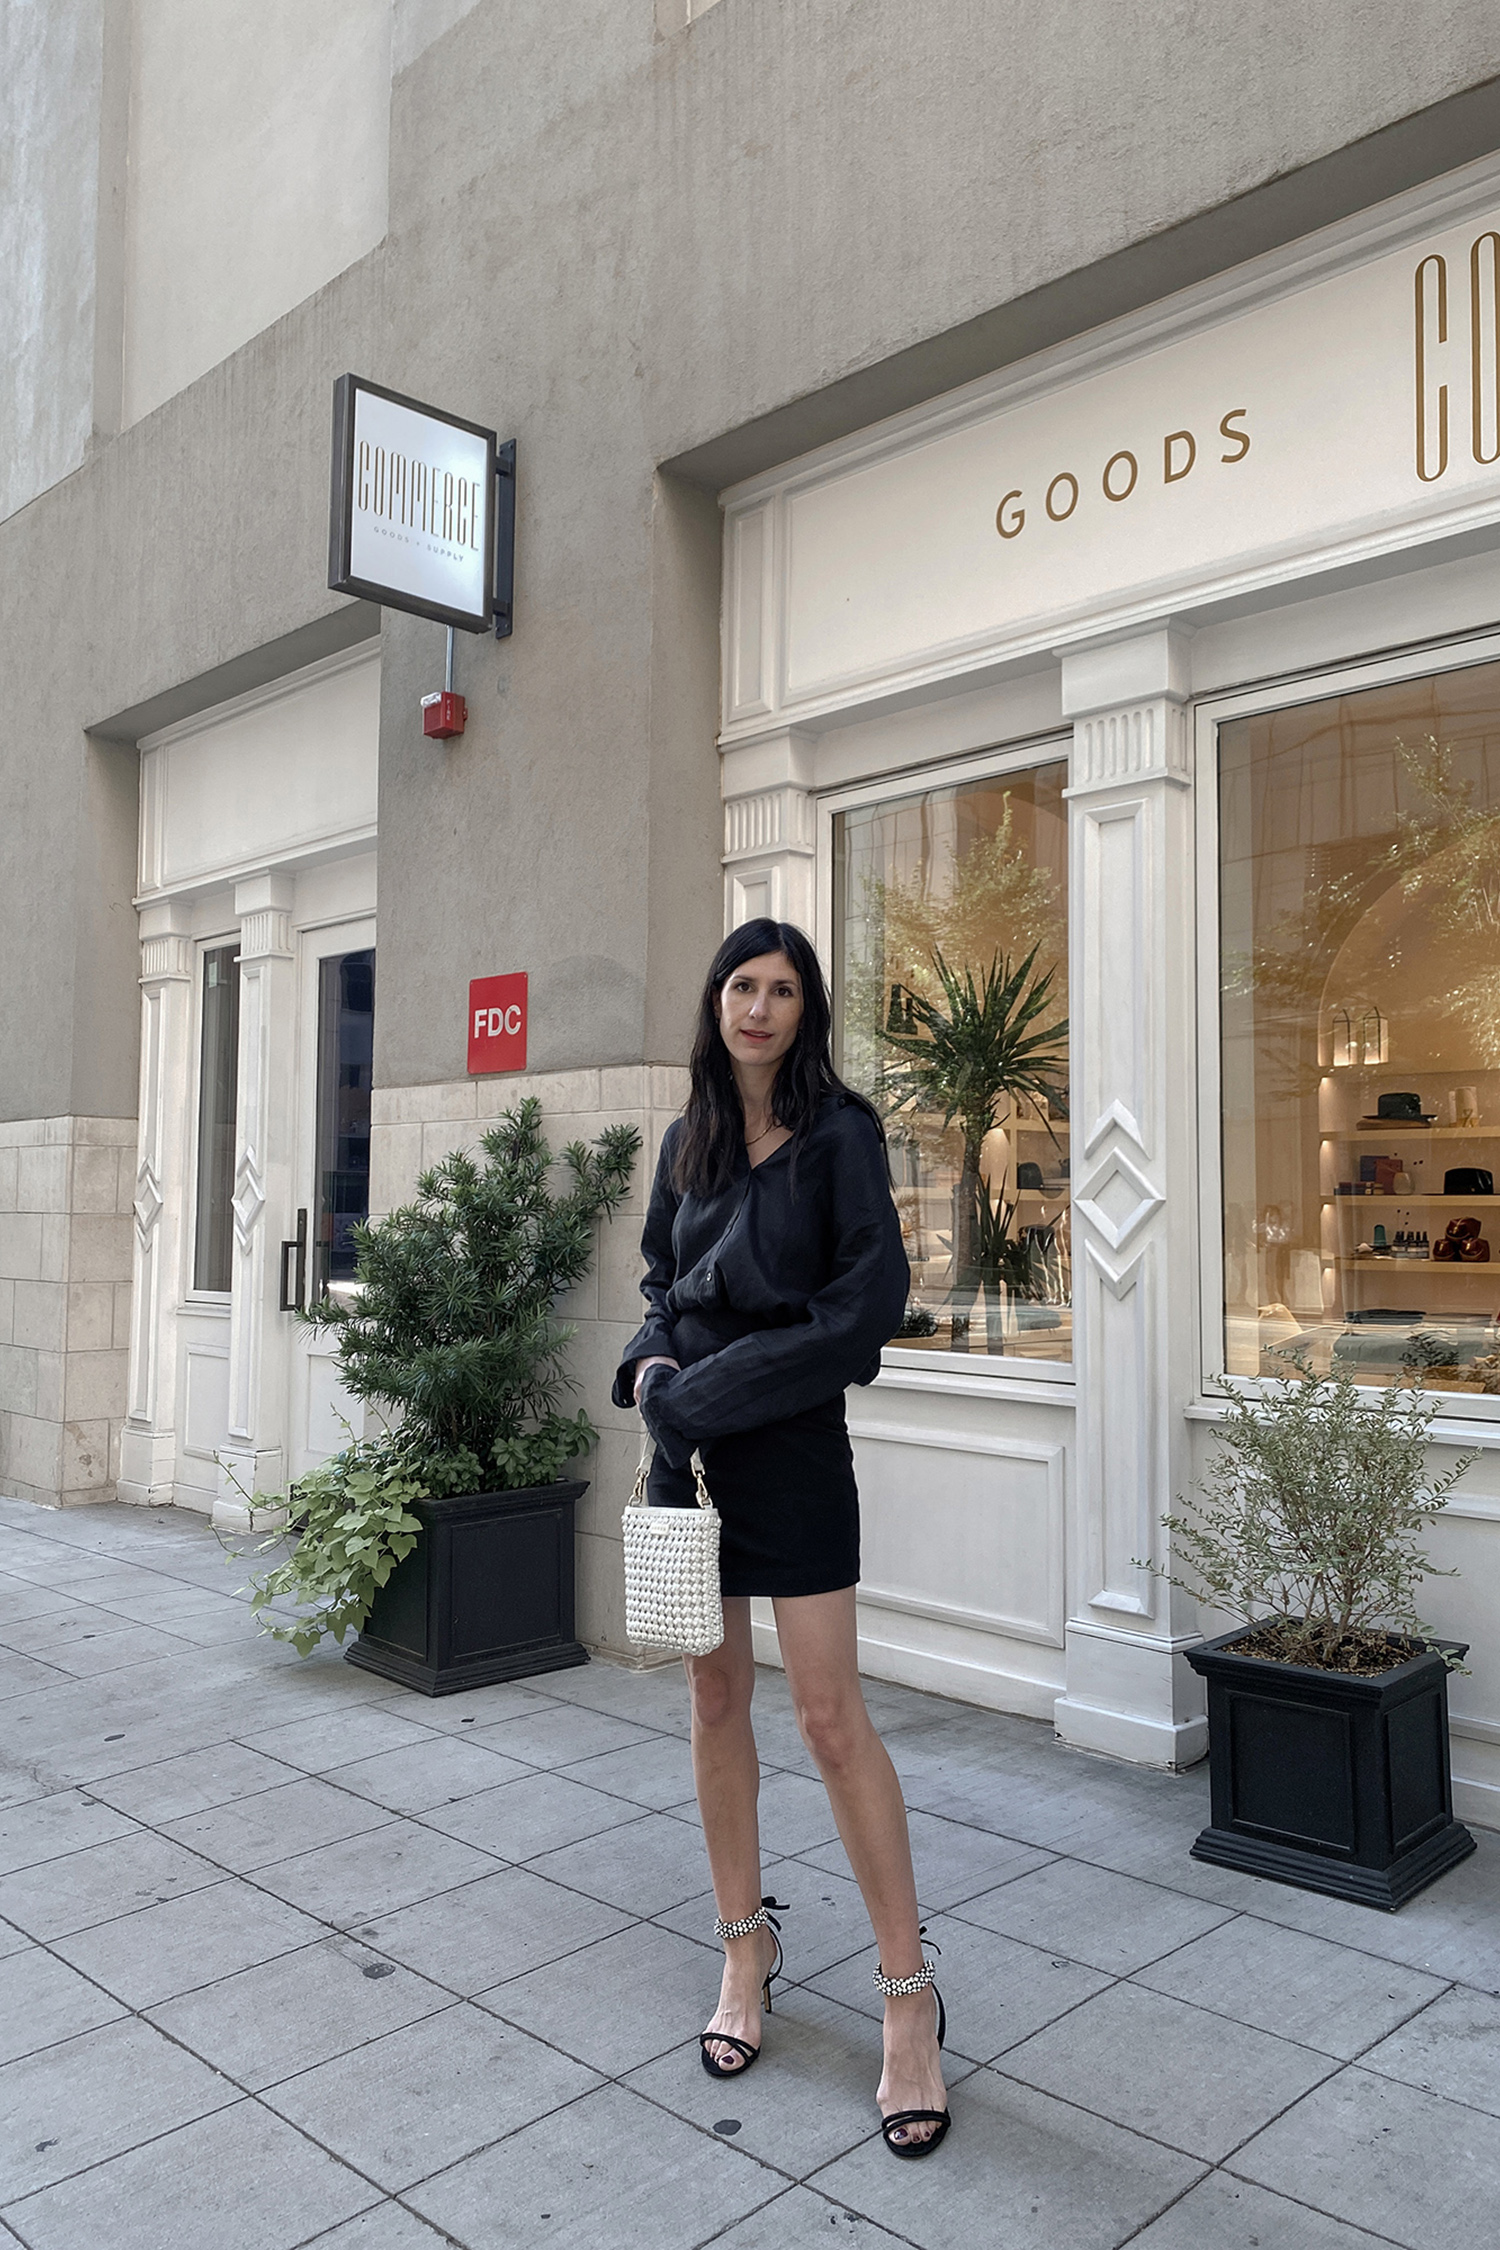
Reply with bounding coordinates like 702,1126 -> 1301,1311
880,946 -> 1068,1284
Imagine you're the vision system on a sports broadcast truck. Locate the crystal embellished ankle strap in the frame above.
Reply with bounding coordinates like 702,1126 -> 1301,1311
873,1957 -> 936,1997
715,1894 -> 786,1942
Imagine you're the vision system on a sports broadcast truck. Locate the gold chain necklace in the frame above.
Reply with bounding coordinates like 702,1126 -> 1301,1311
744,1117 -> 779,1148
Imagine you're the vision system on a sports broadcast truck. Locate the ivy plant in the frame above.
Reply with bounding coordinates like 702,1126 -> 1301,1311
246,1432 -> 428,1656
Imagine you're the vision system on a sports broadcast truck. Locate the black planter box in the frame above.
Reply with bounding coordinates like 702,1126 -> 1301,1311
345,1480 -> 589,1695
1185,1626 -> 1475,1910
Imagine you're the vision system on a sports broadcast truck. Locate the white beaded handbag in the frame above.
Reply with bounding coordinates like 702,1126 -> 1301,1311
622,1434 -> 724,1655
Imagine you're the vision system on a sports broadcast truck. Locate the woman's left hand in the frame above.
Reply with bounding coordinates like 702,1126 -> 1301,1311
633,1355 -> 680,1403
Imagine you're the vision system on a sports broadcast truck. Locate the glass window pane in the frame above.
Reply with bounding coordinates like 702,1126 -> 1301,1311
193,943 -> 240,1292
314,947 -> 375,1297
1220,658 -> 1500,1395
833,760 -> 1071,1362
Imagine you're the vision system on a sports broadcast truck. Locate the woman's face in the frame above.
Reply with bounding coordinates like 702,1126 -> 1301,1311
717,950 -> 804,1072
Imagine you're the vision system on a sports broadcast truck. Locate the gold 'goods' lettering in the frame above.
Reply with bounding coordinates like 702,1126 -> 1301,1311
995,410 -> 1250,541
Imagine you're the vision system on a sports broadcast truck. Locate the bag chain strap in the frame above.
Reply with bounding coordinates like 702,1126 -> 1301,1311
630,1430 -> 712,1512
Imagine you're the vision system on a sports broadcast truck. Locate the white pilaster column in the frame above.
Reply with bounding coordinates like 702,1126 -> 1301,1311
119,902 -> 196,1506
216,872 -> 296,1521
1053,629 -> 1208,1767
720,728 -> 817,934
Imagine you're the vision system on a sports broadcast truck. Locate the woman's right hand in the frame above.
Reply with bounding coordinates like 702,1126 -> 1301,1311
633,1355 -> 680,1404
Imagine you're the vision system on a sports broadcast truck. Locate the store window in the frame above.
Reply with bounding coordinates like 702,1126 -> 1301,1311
1220,657 -> 1500,1398
193,943 -> 240,1292
833,756 -> 1071,1363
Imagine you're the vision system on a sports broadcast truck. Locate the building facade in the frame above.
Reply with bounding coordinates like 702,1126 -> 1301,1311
5,1 -> 1500,1829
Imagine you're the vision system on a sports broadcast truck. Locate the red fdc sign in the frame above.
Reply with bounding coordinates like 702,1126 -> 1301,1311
468,972 -> 527,1074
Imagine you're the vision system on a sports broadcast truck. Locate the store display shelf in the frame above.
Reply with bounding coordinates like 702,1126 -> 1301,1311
1325,1125 -> 1500,1139
1325,1194 -> 1500,1206
1335,1255 -> 1498,1272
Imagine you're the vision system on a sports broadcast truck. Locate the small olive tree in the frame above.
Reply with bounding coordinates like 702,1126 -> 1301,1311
1154,1364 -> 1472,1671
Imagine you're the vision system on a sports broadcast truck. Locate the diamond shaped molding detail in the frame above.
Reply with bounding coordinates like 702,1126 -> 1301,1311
133,1160 -> 164,1242
231,1151 -> 266,1250
1074,1151 -> 1163,1251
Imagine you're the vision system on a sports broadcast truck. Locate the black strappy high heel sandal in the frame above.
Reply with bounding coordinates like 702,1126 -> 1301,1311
699,1896 -> 787,2079
874,1943 -> 951,2159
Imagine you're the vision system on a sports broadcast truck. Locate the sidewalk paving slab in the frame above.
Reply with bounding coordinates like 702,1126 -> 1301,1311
807,1911 -> 1112,2062
84,1740 -> 304,1822
320,1735 -> 533,1815
1126,2173 -> 1396,2248
301,2206 -> 459,2250
992,1979 -> 1339,2162
949,1854 -> 1237,1974
475,1919 -> 725,2076
0,2014 -> 238,2200
0,1827 -> 221,1939
0,1946 -> 127,2064
403,2081 -> 775,2250
0,1787 -> 138,1872
145,1933 -> 456,2089
700,2185 -> 911,2246
623,1986 -> 980,2180
1356,1984 -> 1500,2112
51,1873 -> 327,2006
259,2003 -> 601,2192
808,2068 -> 1207,2250
1229,2065 -> 1500,2250
1,1493 -> 1497,2250
3,2098 -> 378,2250
1133,1915 -> 1450,2057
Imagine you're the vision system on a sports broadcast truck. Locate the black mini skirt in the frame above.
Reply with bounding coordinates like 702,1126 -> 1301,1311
647,1391 -> 860,1599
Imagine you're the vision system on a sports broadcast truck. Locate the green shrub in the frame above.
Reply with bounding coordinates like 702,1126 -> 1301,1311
1154,1364 -> 1472,1670
244,1099 -> 640,1652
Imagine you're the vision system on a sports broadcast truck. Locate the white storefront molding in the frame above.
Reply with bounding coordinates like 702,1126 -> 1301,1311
719,150 -> 1500,743
120,647 -> 378,1519
720,155 -> 1500,1791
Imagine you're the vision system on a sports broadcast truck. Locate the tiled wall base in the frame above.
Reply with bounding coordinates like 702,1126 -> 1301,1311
370,1065 -> 688,1668
0,1118 -> 136,1508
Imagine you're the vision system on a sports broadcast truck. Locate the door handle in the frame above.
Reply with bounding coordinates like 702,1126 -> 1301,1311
278,1208 -> 308,1313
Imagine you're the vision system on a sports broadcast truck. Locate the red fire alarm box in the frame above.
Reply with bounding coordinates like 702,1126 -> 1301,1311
468,973 -> 527,1074
421,690 -> 467,739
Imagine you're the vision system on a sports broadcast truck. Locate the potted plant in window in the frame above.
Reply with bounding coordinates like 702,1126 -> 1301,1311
245,1099 -> 639,1693
1159,1364 -> 1477,1909
880,947 -> 1068,1348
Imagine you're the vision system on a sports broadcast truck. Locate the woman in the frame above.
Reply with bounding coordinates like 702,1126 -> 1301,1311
611,917 -> 951,2159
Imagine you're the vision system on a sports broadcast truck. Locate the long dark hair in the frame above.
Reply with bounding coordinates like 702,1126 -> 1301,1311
672,919 -> 884,1196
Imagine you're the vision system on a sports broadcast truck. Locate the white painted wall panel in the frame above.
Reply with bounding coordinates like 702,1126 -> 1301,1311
851,1420 -> 1067,1652
140,651 -> 380,898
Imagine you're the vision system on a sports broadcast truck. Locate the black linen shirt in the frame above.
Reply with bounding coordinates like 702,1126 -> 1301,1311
612,1095 -> 910,1468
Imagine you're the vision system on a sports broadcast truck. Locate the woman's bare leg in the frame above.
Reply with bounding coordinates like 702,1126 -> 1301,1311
682,1597 -> 778,2069
773,1587 -> 946,2144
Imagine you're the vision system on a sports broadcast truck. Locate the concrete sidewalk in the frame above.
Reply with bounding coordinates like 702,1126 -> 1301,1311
0,1496 -> 1497,2250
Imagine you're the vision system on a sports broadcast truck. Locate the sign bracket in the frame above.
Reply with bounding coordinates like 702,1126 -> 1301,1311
493,440 -> 516,639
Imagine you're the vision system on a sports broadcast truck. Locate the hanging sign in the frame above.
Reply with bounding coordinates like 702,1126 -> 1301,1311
328,374 -> 515,635
468,972 -> 528,1075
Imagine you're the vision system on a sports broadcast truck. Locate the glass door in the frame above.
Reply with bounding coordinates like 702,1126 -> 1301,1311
284,918 -> 375,1478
